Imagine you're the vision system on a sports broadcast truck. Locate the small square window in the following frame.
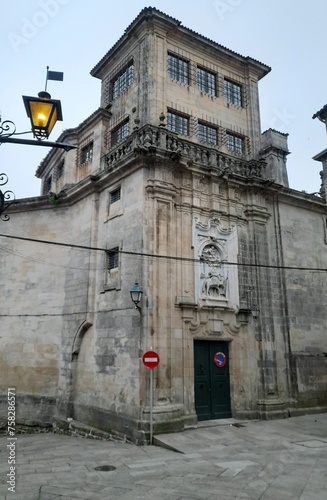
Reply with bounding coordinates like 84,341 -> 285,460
167,53 -> 189,85
197,67 -> 217,96
111,120 -> 129,146
107,247 -> 119,270
111,61 -> 134,100
167,111 -> 189,136
80,142 -> 93,165
226,132 -> 245,154
110,187 -> 121,204
224,79 -> 242,107
198,122 -> 218,145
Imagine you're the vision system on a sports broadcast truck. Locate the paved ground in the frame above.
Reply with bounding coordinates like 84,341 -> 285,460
0,413 -> 326,499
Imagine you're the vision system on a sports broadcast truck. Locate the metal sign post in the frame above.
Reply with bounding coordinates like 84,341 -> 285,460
142,349 -> 160,444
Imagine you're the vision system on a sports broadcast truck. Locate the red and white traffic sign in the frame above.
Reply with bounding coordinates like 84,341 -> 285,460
142,350 -> 160,369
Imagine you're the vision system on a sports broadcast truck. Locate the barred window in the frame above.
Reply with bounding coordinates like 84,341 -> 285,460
167,53 -> 189,84
226,132 -> 244,154
224,79 -> 242,107
197,67 -> 217,96
111,61 -> 134,100
107,247 -> 119,270
198,122 -> 218,145
111,119 -> 129,146
110,187 -> 121,204
167,111 -> 189,136
80,142 -> 93,165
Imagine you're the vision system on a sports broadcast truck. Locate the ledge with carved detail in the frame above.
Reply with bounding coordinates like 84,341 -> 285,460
101,124 -> 267,180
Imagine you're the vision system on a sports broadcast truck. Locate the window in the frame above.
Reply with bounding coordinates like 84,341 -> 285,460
110,187 -> 121,204
107,247 -> 119,270
45,176 -> 52,193
167,111 -> 189,135
111,61 -> 134,100
57,161 -> 64,179
224,79 -> 242,107
80,142 -> 93,165
111,119 -> 129,146
226,132 -> 245,154
167,53 -> 189,84
198,122 -> 218,145
197,67 -> 216,96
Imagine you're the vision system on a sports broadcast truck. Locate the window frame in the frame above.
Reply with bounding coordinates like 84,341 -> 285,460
224,78 -> 243,107
80,142 -> 93,165
111,119 -> 129,146
198,122 -> 218,145
167,53 -> 190,85
110,60 -> 134,100
197,66 -> 217,96
110,187 -> 121,204
226,132 -> 245,154
167,110 -> 189,136
107,247 -> 119,271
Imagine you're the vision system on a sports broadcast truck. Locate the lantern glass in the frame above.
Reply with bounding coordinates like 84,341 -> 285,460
23,92 -> 63,139
130,282 -> 143,305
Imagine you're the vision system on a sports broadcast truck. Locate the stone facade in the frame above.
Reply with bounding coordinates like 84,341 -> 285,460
1,8 -> 326,443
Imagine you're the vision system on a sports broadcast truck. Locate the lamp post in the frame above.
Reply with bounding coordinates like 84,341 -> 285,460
0,70 -> 76,220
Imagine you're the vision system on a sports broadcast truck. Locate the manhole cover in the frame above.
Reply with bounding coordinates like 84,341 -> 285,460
94,465 -> 116,471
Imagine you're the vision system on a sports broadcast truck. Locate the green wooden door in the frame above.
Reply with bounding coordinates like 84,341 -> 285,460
194,340 -> 231,420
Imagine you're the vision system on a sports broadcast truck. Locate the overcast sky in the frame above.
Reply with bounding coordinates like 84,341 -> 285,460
1,0 -> 326,199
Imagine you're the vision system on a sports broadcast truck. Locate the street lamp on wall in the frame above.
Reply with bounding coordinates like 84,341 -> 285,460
22,91 -> 63,140
0,68 -> 77,221
130,282 -> 143,311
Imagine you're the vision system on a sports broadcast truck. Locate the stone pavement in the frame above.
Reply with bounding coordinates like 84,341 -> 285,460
0,413 -> 326,499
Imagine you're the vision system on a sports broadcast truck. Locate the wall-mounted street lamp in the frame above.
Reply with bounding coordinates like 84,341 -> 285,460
22,91 -> 63,140
130,282 -> 143,311
0,68 -> 77,220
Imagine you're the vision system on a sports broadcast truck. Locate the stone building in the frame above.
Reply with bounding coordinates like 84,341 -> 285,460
1,8 -> 326,444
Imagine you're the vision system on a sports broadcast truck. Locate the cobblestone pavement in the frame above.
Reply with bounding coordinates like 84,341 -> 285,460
0,413 -> 326,499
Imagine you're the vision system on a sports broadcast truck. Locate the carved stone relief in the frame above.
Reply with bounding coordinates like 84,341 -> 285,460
194,217 -> 239,308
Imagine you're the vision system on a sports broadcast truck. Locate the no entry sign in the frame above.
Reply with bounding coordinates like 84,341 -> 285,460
142,350 -> 160,369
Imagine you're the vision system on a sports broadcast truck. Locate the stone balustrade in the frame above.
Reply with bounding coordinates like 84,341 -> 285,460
102,125 -> 266,179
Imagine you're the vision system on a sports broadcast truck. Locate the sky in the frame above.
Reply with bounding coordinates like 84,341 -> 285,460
1,0 -> 327,199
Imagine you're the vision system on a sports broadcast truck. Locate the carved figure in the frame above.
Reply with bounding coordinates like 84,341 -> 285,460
201,245 -> 221,265
202,270 -> 228,298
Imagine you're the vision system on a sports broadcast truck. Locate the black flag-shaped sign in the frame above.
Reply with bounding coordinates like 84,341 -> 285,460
47,70 -> 64,81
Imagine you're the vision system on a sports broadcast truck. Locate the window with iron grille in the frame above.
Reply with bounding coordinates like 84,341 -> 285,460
198,122 -> 218,145
167,53 -> 189,84
167,111 -> 189,135
80,142 -> 93,165
224,79 -> 242,107
111,119 -> 129,146
226,132 -> 244,154
197,67 -> 217,96
107,247 -> 119,270
110,187 -> 121,204
111,61 -> 134,100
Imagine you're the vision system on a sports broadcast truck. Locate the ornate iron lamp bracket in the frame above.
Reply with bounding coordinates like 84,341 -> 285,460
0,173 -> 15,221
